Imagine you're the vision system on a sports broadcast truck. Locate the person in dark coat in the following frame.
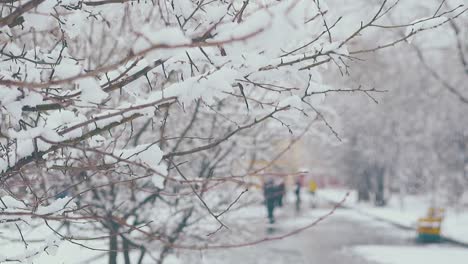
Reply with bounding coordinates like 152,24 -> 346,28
295,174 -> 305,212
263,178 -> 276,223
277,180 -> 285,207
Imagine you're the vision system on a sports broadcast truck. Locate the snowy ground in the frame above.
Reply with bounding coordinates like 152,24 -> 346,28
2,193 -> 467,263
317,188 -> 468,244
196,205 -> 415,264
352,245 -> 468,264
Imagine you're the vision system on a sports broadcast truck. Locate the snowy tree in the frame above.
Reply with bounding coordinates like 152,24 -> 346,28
0,0 -> 464,263
321,0 -> 467,207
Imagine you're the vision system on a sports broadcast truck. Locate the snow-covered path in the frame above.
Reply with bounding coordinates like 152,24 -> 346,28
198,202 -> 419,264
284,208 -> 412,263
6,198 -> 466,263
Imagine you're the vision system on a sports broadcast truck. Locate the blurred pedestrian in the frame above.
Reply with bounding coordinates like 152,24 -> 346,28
308,179 -> 317,195
295,174 -> 305,212
263,178 -> 276,223
309,179 -> 318,208
277,180 -> 285,207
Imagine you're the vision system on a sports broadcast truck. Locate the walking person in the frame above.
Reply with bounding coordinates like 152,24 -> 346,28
277,180 -> 285,207
295,174 -> 305,212
309,179 -> 318,208
263,178 -> 277,223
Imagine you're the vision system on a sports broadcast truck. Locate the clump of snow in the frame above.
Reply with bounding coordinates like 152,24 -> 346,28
0,89 -> 43,122
60,0 -> 80,5
133,26 -> 192,61
1,196 -> 25,209
0,159 -> 8,174
165,68 -> 239,105
321,41 -> 349,55
62,12 -> 87,39
78,77 -> 108,104
88,135 -> 106,148
53,58 -> 82,78
36,196 -> 75,215
150,27 -> 192,46
405,17 -> 448,44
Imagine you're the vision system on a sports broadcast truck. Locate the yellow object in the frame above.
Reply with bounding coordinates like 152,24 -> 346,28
309,180 -> 317,192
417,208 -> 445,236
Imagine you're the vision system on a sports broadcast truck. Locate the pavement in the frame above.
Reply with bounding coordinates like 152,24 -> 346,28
317,189 -> 468,247
5,192 -> 466,264
197,199 -> 419,264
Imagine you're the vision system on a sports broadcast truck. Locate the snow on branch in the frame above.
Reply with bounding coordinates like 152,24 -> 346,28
0,0 -> 464,262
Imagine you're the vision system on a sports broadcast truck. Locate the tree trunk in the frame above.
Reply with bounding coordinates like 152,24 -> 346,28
137,247 -> 146,264
122,237 -> 131,264
375,168 -> 386,206
109,221 -> 119,264
357,172 -> 371,202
